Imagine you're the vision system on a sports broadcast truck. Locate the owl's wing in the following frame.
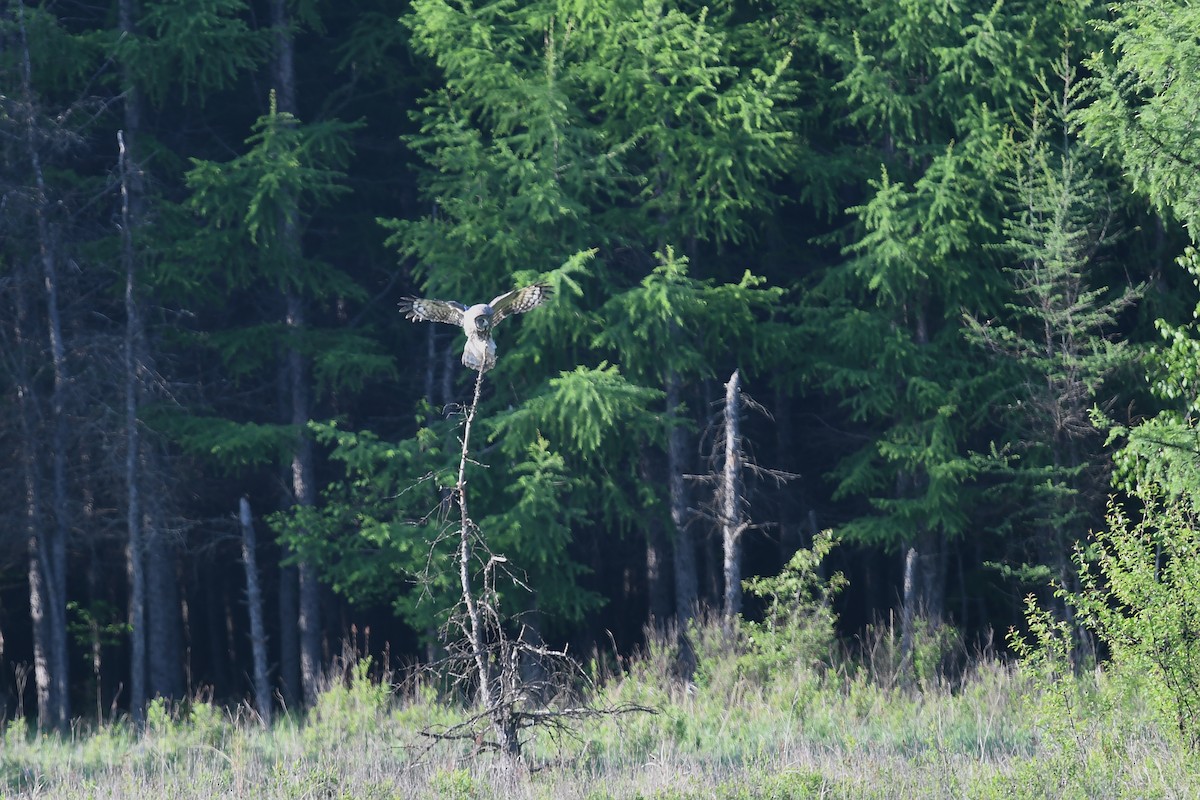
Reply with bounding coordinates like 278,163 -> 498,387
398,296 -> 466,326
490,283 -> 552,325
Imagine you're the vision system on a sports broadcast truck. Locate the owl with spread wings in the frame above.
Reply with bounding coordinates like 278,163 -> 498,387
397,283 -> 552,373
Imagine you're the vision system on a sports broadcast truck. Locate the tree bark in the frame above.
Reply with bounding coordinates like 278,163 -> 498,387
240,498 -> 273,725
118,0 -> 180,713
456,368 -> 520,758
639,451 -> 673,626
720,370 -> 747,625
277,564 -> 300,707
271,0 -> 322,706
19,2 -> 70,730
900,545 -> 917,677
146,516 -> 184,700
289,292 -> 322,707
118,128 -> 148,724
666,368 -> 697,624
12,199 -> 51,729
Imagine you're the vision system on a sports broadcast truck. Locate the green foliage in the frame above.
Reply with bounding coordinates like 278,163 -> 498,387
582,1 -> 799,246
490,364 -> 663,459
0,4 -> 107,96
965,69 -> 1142,588
144,406 -> 299,470
738,530 -> 845,682
185,93 -> 359,283
1010,595 -> 1117,787
479,436 -> 600,623
1105,249 -> 1200,506
1068,491 -> 1200,750
797,0 -> 1105,563
596,247 -> 785,384
302,659 -> 394,754
429,768 -> 484,800
273,421 -> 458,634
1078,0 -> 1200,237
116,0 -> 271,105
278,403 -> 611,635
67,601 -> 129,651
144,697 -> 232,752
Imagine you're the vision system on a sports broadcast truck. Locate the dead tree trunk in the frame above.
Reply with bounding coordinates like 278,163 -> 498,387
455,367 -> 520,759
720,370 -> 748,625
239,498 -> 273,725
118,129 -> 147,724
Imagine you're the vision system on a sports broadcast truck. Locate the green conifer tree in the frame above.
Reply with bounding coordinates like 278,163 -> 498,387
795,0 -> 1097,651
966,72 -> 1141,631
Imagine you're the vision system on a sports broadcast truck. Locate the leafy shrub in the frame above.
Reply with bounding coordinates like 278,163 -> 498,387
1010,596 -> 1107,772
1067,491 -> 1200,750
302,658 -> 393,752
429,767 -> 482,800
737,530 -> 845,683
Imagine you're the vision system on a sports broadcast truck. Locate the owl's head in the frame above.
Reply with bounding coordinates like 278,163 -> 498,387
464,304 -> 493,334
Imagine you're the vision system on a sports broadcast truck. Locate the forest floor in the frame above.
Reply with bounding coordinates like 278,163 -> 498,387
1,630 -> 1194,799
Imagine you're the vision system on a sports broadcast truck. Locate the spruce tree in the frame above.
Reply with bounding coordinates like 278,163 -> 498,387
794,0 -> 1098,651
966,71 -> 1141,631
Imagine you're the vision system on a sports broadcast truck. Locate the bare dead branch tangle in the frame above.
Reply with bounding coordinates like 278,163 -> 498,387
417,358 -> 652,763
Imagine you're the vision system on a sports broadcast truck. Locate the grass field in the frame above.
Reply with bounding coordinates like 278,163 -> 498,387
1,627 -> 1194,799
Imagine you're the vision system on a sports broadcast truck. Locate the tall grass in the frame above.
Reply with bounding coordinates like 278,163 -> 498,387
1,628 -> 1195,799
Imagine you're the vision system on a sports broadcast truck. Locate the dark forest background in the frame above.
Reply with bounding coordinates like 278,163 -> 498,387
3,0 -> 1200,731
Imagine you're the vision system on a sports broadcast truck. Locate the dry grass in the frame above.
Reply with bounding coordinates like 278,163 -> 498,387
2,641 -> 1196,799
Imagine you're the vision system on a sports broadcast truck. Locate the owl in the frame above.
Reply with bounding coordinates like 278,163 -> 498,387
398,283 -> 552,373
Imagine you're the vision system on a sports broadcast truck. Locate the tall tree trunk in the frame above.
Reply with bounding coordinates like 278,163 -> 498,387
277,563 -> 300,706
13,221 -> 51,729
271,0 -> 322,706
898,301 -> 944,677
639,451 -> 673,627
19,2 -> 70,730
239,498 -> 273,725
146,516 -> 184,700
456,369 -> 520,759
117,0 -> 172,715
119,128 -> 147,724
288,291 -> 322,706
900,545 -> 917,677
666,367 -> 697,624
720,370 -> 747,626
27,538 -> 51,728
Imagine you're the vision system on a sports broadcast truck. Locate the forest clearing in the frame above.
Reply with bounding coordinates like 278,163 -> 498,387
3,628 -> 1196,800
5,0 -> 1200,794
